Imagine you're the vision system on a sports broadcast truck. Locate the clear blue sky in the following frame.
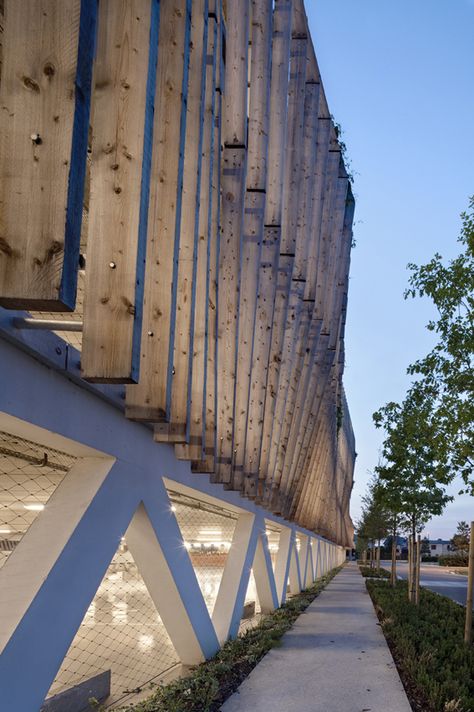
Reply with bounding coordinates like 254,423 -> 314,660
306,0 -> 474,538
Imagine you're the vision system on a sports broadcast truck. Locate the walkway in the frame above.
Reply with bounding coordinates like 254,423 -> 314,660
221,563 -> 411,712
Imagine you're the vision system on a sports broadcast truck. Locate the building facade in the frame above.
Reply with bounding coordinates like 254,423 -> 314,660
0,0 -> 356,709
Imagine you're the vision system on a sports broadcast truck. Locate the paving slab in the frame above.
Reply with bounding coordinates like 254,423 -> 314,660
220,563 -> 411,712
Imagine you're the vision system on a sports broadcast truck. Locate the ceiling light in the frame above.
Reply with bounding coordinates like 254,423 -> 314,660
0,527 -> 12,534
24,503 -> 45,511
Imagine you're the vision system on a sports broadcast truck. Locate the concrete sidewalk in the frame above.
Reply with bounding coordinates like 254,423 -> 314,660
221,563 -> 411,712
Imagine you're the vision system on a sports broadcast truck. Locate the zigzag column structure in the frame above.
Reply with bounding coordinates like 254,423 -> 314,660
0,0 -> 356,708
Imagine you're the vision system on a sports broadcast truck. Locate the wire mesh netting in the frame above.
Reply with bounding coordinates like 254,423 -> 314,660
168,490 -> 239,614
49,542 -> 180,707
265,519 -> 282,573
0,430 -> 76,569
1,435 -> 285,708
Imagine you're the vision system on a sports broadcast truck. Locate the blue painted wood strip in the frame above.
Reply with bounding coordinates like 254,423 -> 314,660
59,0 -> 98,310
130,0 -> 161,384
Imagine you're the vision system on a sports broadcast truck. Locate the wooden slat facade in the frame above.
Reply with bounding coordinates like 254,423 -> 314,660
0,0 -> 356,547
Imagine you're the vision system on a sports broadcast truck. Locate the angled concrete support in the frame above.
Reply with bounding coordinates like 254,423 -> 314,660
274,525 -> 292,605
299,536 -> 311,589
212,513 -> 258,643
252,516 -> 279,613
0,459 -> 140,712
288,532 -> 302,595
125,496 -> 219,663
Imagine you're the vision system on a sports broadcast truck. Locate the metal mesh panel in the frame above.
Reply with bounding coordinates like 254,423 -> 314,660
265,520 -> 282,572
49,541 -> 180,707
238,568 -> 262,635
168,490 -> 238,615
0,430 -> 76,569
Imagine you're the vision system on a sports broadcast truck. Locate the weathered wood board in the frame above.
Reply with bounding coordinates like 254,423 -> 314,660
0,0 -> 96,310
81,0 -> 159,383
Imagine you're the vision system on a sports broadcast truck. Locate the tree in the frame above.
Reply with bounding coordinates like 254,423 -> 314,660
421,537 -> 431,557
451,520 -> 471,554
356,477 -> 390,569
373,387 -> 453,602
404,197 -> 474,493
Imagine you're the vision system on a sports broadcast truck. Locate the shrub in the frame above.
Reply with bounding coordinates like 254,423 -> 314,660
367,580 -> 474,712
421,556 -> 439,563
358,566 -> 390,579
438,554 -> 469,567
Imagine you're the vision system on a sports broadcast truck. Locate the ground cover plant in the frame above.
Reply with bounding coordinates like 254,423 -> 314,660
367,579 -> 474,712
358,565 -> 390,579
97,567 -> 342,712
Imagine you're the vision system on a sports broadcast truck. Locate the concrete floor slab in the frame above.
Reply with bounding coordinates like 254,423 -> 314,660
220,563 -> 412,712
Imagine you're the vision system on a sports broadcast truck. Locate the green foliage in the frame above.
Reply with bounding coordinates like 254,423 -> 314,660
438,554 -> 469,567
373,386 -> 453,536
421,537 -> 431,556
113,568 -> 343,712
451,521 -> 471,554
404,197 -> 474,494
356,475 -> 390,552
367,580 -> 474,712
358,566 -> 390,579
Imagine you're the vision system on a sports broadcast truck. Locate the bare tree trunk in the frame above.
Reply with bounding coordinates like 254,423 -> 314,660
391,522 -> 397,587
408,535 -> 412,603
464,521 -> 474,644
410,521 -> 417,604
415,534 -> 421,605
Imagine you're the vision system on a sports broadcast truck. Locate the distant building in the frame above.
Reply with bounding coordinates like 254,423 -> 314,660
428,539 -> 452,557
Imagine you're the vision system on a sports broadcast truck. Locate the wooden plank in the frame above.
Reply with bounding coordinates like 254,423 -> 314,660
284,335 -> 333,517
254,35 -> 307,495
0,0 -> 96,310
215,147 -> 247,483
246,0 -> 273,192
175,9 -> 217,461
81,0 -> 159,383
125,0 -> 192,421
231,0 -> 273,490
262,279 -> 305,507
280,167 -> 347,514
222,0 -> 250,147
231,191 -> 265,487
154,0 -> 209,441
241,226 -> 280,490
214,0 -> 250,483
193,0 -> 223,474
241,0 -> 293,496
264,0 -> 293,226
262,78 -> 319,506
